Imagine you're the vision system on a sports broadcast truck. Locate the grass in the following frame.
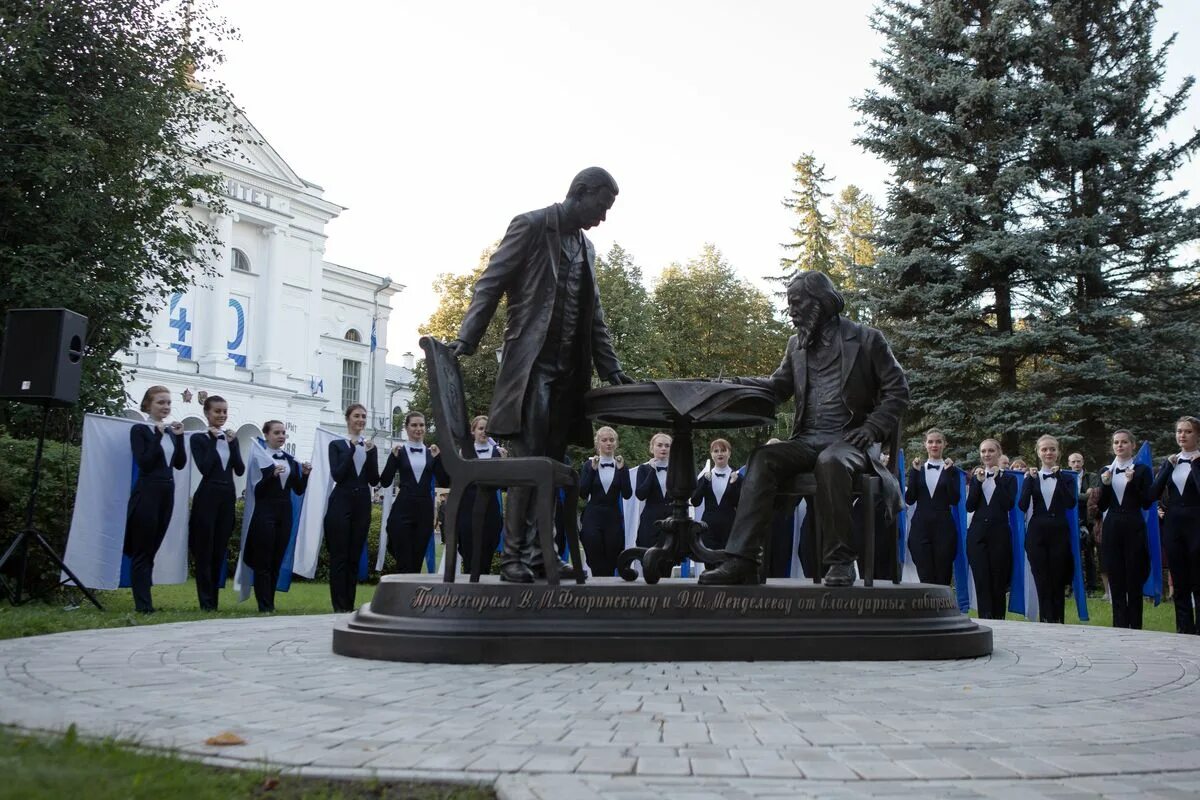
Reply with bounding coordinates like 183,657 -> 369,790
1,575 -> 1185,640
0,725 -> 494,800
0,578 -> 378,641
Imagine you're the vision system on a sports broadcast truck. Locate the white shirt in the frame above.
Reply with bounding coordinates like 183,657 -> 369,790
267,447 -> 290,489
155,423 -> 175,468
711,467 -> 732,505
352,436 -> 367,475
597,459 -> 616,493
1110,460 -> 1134,506
923,459 -> 944,498
215,433 -> 230,471
474,442 -> 495,460
1039,470 -> 1057,511
407,444 -> 427,480
981,469 -> 997,505
651,460 -> 668,495
1173,451 -> 1198,495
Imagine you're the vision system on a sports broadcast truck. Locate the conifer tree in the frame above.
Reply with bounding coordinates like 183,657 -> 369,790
777,153 -> 837,285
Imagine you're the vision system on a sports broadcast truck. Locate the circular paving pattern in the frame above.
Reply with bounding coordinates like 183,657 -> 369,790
3,617 -> 1200,799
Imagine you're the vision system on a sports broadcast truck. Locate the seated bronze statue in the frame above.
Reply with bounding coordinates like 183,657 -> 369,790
698,271 -> 909,587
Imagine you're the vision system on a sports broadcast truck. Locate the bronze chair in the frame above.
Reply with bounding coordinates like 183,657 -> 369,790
420,336 -> 585,585
766,419 -> 903,587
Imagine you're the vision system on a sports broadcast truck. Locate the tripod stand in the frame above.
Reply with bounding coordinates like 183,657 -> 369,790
0,404 -> 103,609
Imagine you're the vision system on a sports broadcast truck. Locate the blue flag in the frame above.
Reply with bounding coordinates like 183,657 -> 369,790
896,448 -> 908,575
1006,470 -> 1030,617
1136,441 -> 1163,605
1062,469 -> 1089,621
951,469 -> 971,612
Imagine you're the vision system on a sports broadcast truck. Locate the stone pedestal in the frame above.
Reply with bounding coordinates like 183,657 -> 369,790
333,576 -> 992,663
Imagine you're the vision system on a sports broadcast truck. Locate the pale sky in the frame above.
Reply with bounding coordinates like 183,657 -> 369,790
210,0 -> 1200,361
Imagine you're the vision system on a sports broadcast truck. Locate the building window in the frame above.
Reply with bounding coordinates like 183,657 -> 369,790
341,359 -> 361,410
231,248 -> 251,272
344,328 -> 362,343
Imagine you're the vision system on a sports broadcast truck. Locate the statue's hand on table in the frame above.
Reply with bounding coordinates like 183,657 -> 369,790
450,339 -> 474,358
842,426 -> 874,450
605,370 -> 634,386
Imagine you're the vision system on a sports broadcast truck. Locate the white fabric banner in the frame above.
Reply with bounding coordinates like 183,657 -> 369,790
291,427 -> 337,579
233,438 -> 270,602
63,414 -> 192,590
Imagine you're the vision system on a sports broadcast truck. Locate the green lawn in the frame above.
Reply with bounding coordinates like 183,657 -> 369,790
1,576 -> 1184,640
0,578 -> 377,641
0,725 -> 493,800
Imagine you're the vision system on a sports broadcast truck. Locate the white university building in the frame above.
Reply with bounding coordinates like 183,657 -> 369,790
121,113 -> 415,461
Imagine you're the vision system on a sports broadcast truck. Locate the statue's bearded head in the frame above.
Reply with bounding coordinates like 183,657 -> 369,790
786,271 -> 845,347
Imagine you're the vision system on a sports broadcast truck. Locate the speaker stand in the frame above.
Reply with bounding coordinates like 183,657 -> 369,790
0,405 -> 103,609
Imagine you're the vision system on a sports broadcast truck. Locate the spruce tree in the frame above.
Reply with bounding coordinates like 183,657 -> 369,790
1026,0 -> 1200,458
854,0 -> 1045,456
832,185 -> 881,322
777,153 -> 837,286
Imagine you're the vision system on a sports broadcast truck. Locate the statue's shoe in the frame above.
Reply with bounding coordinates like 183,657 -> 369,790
499,563 -> 535,583
823,563 -> 855,587
696,556 -> 762,586
531,562 -> 582,581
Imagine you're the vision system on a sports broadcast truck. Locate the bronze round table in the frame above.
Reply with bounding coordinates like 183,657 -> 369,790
584,380 -> 776,584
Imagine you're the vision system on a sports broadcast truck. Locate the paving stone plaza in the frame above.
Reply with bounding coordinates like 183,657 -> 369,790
2,616 -> 1199,799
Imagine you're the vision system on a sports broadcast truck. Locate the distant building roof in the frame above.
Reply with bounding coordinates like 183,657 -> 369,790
385,363 -> 415,387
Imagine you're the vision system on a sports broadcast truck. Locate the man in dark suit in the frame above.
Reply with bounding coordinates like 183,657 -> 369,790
451,168 -> 631,583
699,271 -> 909,587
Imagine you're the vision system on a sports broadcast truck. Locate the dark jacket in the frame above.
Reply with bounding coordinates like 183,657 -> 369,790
966,471 -> 1017,532
328,439 -> 380,490
380,446 -> 447,502
190,432 -> 245,487
1019,470 -> 1077,518
1151,458 -> 1200,508
1097,464 -> 1153,516
131,424 -> 187,480
735,316 -> 909,518
454,204 -> 623,446
905,463 -> 961,525
580,460 -> 632,508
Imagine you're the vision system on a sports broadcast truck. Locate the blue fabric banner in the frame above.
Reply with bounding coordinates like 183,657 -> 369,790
1062,469 -> 1089,621
896,449 -> 908,573
951,469 -> 970,612
1136,441 -> 1163,604
1007,470 -> 1030,617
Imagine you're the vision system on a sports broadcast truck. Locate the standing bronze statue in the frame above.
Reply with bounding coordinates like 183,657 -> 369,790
699,271 -> 909,587
451,167 -> 632,583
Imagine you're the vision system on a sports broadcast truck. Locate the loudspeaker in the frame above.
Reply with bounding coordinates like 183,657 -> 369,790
0,309 -> 88,407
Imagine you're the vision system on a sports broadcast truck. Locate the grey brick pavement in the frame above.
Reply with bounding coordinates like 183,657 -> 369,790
2,617 -> 1200,798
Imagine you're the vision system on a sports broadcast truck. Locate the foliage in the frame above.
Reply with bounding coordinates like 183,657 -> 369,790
832,185 -> 881,322
777,153 -> 836,283
0,726 -> 495,799
0,432 -> 82,597
0,0 -> 246,438
854,0 -> 1200,464
409,245 -> 505,443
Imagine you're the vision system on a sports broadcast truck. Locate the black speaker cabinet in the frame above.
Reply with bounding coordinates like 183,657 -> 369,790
0,308 -> 88,406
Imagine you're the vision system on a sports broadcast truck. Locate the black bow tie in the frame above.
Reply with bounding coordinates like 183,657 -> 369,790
926,463 -> 941,470
714,471 -> 727,478
655,465 -> 668,472
1180,457 -> 1193,464
272,453 -> 285,461
409,447 -> 423,453
476,448 -> 490,454
1042,473 -> 1055,480
599,462 -> 615,469
214,433 -> 225,440
983,471 -> 995,479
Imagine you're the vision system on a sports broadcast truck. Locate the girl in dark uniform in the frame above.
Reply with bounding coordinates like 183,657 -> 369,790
188,395 -> 244,610
1151,416 -> 1200,634
243,420 -> 309,612
579,426 -> 631,577
125,385 -> 186,613
380,412 -> 445,573
905,428 -> 961,586
1019,434 -> 1076,623
455,415 -> 505,575
324,403 -> 378,612
966,438 -> 1015,619
691,438 -> 741,569
634,432 -> 672,547
1098,429 -> 1153,629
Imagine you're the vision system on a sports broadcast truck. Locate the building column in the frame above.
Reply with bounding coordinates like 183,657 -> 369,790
197,211 -> 236,378
138,293 -> 179,369
254,225 -> 289,387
